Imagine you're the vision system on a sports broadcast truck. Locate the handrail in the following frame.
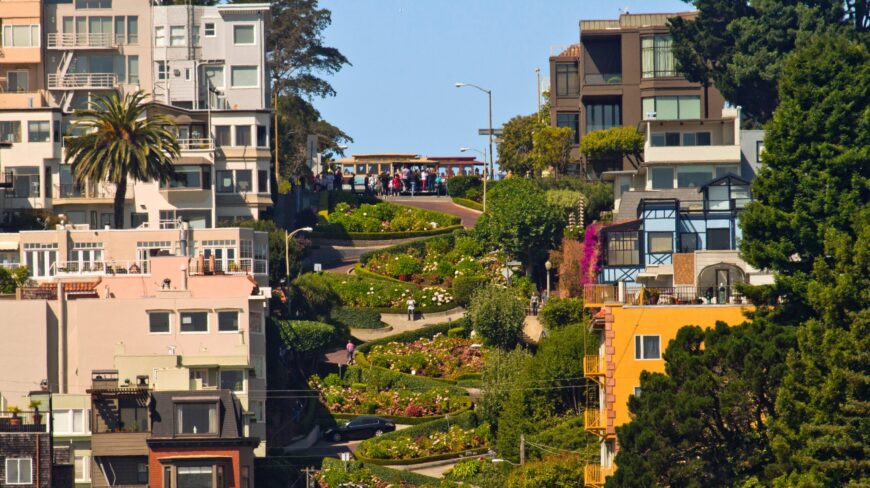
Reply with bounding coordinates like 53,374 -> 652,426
585,408 -> 604,430
177,137 -> 214,151
55,183 -> 117,199
48,73 -> 117,89
47,33 -> 116,49
52,260 -> 149,276
584,355 -> 604,376
188,258 -> 268,276
583,284 -> 745,306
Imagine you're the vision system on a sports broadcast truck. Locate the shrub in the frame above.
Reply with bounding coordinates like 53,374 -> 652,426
328,307 -> 385,330
318,458 -> 439,487
468,283 -> 526,349
289,272 -> 340,318
452,275 -> 489,307
356,411 -> 487,464
323,202 -> 459,234
446,175 -> 482,198
274,320 -> 339,353
384,253 -> 424,277
355,320 -> 466,354
527,416 -> 597,459
444,458 -> 512,488
505,455 -> 586,488
366,334 -> 488,380
539,298 -> 585,329
465,187 -> 481,202
452,197 -> 484,211
447,326 -> 467,338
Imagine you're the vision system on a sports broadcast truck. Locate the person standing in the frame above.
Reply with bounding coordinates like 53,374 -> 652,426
530,293 -> 540,316
346,340 -> 355,365
401,166 -> 411,192
407,297 -> 416,321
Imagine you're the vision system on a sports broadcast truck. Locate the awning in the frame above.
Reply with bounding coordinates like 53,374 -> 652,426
0,241 -> 19,250
182,356 -> 249,368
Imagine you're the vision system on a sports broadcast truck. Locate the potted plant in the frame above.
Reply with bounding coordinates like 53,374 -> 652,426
28,400 -> 42,426
7,406 -> 22,427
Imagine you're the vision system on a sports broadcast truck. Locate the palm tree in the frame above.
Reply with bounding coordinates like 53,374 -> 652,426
65,91 -> 180,229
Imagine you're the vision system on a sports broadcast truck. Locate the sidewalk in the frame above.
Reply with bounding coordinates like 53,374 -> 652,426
350,307 -> 467,342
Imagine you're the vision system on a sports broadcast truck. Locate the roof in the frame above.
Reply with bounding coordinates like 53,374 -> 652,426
581,11 -> 697,32
557,44 -> 581,58
150,390 -> 245,440
38,281 -> 100,292
699,173 -> 751,191
614,188 -> 701,221
427,156 -> 477,161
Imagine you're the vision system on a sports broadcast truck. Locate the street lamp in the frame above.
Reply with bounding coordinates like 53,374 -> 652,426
545,260 -> 552,300
455,82 -> 493,181
284,227 -> 313,317
459,147 -> 487,212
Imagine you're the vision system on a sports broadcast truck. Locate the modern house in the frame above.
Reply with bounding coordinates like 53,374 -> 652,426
548,11 -> 726,179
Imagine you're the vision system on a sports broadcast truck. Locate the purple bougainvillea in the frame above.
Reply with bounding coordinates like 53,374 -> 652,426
579,223 -> 603,285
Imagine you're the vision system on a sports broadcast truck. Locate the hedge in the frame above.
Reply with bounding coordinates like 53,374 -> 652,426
323,397 -> 473,426
353,353 -> 462,386
352,264 -> 409,284
446,175 -> 482,198
328,307 -> 386,330
355,319 -> 468,354
452,197 -> 483,211
355,411 -> 488,465
311,224 -> 463,241
358,229 -> 468,265
342,363 -> 468,397
320,458 -> 441,487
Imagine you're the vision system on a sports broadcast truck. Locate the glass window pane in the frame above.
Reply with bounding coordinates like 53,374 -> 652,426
234,125 -> 251,146
218,311 -> 239,331
678,96 -> 701,119
231,66 -> 258,87
648,232 -> 673,253
234,25 -> 254,44
215,126 -> 231,146
180,311 -> 208,332
707,228 -> 731,250
235,170 -> 252,192
170,26 -> 185,46
642,98 -> 655,119
651,167 -> 674,189
176,403 -> 216,434
656,96 -> 679,119
643,336 -> 660,359
128,55 -> 139,84
220,370 -> 244,391
149,312 -> 170,333
715,165 -> 739,178
127,16 -> 138,44
217,170 -> 233,193
677,167 -> 713,188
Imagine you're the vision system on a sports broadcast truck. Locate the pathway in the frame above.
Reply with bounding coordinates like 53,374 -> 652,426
350,307 -> 467,342
387,196 -> 481,228
522,314 -> 544,344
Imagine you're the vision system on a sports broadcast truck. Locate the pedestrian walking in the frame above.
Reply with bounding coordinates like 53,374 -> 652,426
407,297 -> 416,321
530,293 -> 540,316
346,340 -> 355,365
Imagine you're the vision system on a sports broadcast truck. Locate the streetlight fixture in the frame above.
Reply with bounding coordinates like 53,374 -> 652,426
459,147 -> 487,212
455,82 -> 493,181
284,227 -> 313,317
545,260 -> 552,300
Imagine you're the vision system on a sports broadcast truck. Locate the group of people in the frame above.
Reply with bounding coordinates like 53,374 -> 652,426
315,168 -> 346,192
366,167 -> 445,196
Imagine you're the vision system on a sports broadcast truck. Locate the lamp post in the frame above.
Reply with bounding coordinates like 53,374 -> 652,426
459,147 -> 487,212
455,82 -> 493,180
544,260 -> 552,301
284,227 -> 313,317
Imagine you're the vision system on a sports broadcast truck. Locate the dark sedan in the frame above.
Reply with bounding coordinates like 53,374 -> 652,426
324,416 -> 396,442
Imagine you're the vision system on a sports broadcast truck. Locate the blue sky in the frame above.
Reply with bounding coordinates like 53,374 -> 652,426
316,0 -> 689,160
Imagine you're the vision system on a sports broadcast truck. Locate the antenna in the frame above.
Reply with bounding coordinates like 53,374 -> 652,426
619,6 -> 630,15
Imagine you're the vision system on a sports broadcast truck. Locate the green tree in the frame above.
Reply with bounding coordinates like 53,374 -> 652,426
468,284 -> 526,349
668,0 -> 865,123
476,178 -> 563,272
274,319 -> 341,375
580,126 -> 644,169
505,455 -> 586,488
539,298 -> 584,330
607,321 -> 795,487
479,348 -> 532,431
737,35 -> 870,486
497,113 -> 540,176
0,267 -> 29,294
66,91 -> 179,229
531,126 -> 573,175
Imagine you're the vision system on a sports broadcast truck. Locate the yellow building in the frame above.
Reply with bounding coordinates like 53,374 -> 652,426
582,300 -> 752,487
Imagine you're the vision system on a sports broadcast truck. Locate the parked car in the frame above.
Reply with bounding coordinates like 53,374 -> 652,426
324,416 -> 395,442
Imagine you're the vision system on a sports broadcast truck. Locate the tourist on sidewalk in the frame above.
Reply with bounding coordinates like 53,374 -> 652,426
346,340 -> 355,365
407,297 -> 417,321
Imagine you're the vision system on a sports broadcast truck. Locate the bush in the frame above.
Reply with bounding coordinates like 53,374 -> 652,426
356,411 -> 487,464
444,458 -> 512,488
452,197 -> 484,211
452,275 -> 489,307
318,458 -> 440,487
539,298 -> 585,329
468,284 -> 526,349
527,416 -> 597,460
505,455 -> 586,488
322,202 -> 459,234
446,175 -> 482,198
328,307 -> 385,330
447,326 -> 467,338
465,187 -> 481,202
356,320 -> 467,354
289,272 -> 340,318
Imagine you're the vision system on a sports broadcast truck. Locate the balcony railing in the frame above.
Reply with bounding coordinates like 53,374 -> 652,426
584,355 -> 604,377
0,262 -> 22,271
189,258 -> 268,276
585,73 -> 622,85
48,73 -> 117,89
584,284 -> 618,305
52,260 -> 149,277
625,285 -> 743,306
0,411 -> 48,433
584,464 -> 614,487
18,287 -> 58,300
47,33 -> 116,49
178,138 -> 214,151
585,408 -> 605,431
55,183 -> 117,200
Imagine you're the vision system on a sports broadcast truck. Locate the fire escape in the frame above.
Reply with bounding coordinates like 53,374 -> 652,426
47,31 -> 120,112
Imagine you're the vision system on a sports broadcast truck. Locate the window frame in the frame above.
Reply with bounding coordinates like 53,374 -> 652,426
634,335 -> 661,360
605,231 -> 640,266
233,24 -> 256,45
219,369 -> 246,392
2,25 -> 40,48
554,62 -> 579,97
154,25 -> 166,47
174,401 -> 218,436
647,232 -> 673,254
5,458 -> 33,485
148,311 -> 172,334
27,120 -> 51,143
650,166 -> 674,190
556,112 -> 580,144
204,22 -> 216,37
179,310 -> 209,334
230,65 -> 259,88
706,227 -> 732,251
217,310 -> 240,333
169,25 -> 186,47
74,454 -> 91,482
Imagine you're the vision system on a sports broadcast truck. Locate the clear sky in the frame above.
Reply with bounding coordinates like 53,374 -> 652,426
315,0 -> 689,161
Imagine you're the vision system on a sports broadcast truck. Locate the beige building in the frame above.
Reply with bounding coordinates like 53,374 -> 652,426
0,0 -> 46,109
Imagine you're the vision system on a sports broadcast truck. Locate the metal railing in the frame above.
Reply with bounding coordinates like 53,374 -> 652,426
48,73 -> 117,89
585,73 -> 622,85
188,258 -> 268,276
47,33 -> 116,49
584,355 -> 604,377
584,284 -> 618,305
177,137 -> 214,151
53,260 -> 149,276
18,287 -> 58,300
0,411 -> 48,433
625,285 -> 742,306
584,464 -> 614,487
0,262 -> 22,270
585,408 -> 605,431
55,183 -> 117,199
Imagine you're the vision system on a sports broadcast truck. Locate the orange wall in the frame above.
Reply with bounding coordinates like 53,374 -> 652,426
607,305 -> 751,427
149,447 -> 247,488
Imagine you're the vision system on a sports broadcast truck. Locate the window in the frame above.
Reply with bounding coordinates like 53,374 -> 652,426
231,66 -> 258,88
250,399 -> 265,422
635,335 -> 661,360
12,166 -> 40,198
24,243 -> 57,278
192,25 -> 200,47
235,125 -> 252,146
683,132 -> 711,146
756,140 -> 765,163
137,463 -> 148,484
633,386 -> 642,397
241,466 -> 251,488
76,0 -> 112,7
586,101 -> 621,133
113,16 -> 125,44
214,125 -> 231,146
218,311 -> 239,332
7,70 -> 29,92
167,165 -> 204,189
220,370 -> 245,392
249,311 -> 263,334
256,125 -> 268,147
74,455 -> 91,482
128,55 -> 139,84
0,121 -> 21,143
648,232 -> 673,254
251,355 -> 265,379
190,368 -> 217,388
707,228 -> 731,250
641,35 -> 675,78
650,166 -> 674,189
555,62 -> 579,96
235,170 -> 252,192
155,26 -> 166,46
234,25 -> 255,45
679,233 -> 698,253
204,22 -> 216,37
53,409 -> 88,434
169,26 -> 185,46
606,231 -> 640,266
715,165 -> 739,178
2,25 -> 40,48
556,113 -> 580,144
180,311 -> 208,333
178,466 -> 214,486
127,16 -> 139,44
650,132 -> 680,147
677,166 -> 713,188
28,121 -> 50,143
203,65 -> 224,89
131,212 -> 148,228
164,466 -> 172,488
184,68 -> 191,81
216,170 -> 234,193
149,311 -> 170,334
175,402 -> 217,435
257,170 -> 268,193
5,458 -> 33,485
642,96 -> 701,120
156,61 -> 167,81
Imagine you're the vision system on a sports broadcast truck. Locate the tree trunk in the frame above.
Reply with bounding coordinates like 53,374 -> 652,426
113,178 -> 127,229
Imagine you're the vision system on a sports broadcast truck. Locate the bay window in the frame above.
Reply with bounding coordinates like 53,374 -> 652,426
642,35 -> 676,78
642,96 -> 700,120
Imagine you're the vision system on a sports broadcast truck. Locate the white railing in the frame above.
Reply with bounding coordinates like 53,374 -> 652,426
177,138 -> 214,151
52,260 -> 149,277
48,73 -> 117,89
47,33 -> 116,49
0,262 -> 22,271
189,258 -> 268,277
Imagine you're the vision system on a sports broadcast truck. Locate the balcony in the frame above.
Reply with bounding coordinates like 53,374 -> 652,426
52,260 -> 150,277
584,464 -> 614,487
48,73 -> 117,90
0,411 -> 47,433
585,408 -> 605,433
583,284 -> 618,306
582,284 -> 747,306
189,258 -> 268,277
53,183 -> 126,205
585,73 -> 622,85
584,355 -> 604,378
47,33 -> 117,50
0,90 -> 47,108
178,137 -> 214,151
645,144 -> 741,164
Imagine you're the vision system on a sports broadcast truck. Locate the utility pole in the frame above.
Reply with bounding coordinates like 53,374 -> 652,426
536,67 -> 541,122
274,90 -> 280,183
520,434 -> 526,465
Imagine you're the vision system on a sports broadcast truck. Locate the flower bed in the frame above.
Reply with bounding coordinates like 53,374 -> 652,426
317,458 -> 438,488
318,273 -> 455,312
318,202 -> 460,234
365,333 -> 487,380
355,411 -> 491,464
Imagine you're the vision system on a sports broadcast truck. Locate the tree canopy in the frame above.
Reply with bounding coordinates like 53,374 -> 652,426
468,284 -> 526,350
579,127 -> 643,169
531,126 -> 574,175
497,113 -> 540,176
